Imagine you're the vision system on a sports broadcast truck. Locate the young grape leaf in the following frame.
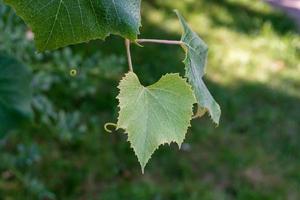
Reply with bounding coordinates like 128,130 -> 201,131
117,72 -> 196,172
4,0 -> 141,51
0,54 -> 32,137
176,11 -> 221,125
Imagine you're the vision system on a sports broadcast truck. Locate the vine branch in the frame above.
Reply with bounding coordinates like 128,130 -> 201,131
136,39 -> 183,45
125,39 -> 133,71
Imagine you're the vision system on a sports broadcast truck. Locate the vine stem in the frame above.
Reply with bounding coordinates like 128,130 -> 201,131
136,39 -> 183,45
125,39 -> 133,71
125,39 -> 183,71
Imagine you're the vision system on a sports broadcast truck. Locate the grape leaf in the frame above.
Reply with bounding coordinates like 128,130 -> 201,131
4,0 -> 141,51
117,72 -> 196,172
0,54 -> 32,137
176,11 -> 221,125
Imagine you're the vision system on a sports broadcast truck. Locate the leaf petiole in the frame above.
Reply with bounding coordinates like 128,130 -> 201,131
135,39 -> 183,45
125,39 -> 183,72
125,39 -> 133,72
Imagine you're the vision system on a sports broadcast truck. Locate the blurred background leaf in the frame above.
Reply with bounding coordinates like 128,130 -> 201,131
0,54 -> 32,137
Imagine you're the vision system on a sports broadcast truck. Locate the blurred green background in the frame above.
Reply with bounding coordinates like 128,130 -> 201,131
1,0 -> 300,199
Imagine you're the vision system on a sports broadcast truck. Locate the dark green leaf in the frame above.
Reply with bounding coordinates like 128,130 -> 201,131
4,0 -> 141,51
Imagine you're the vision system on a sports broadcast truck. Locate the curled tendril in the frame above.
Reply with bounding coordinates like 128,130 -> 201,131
104,123 -> 117,133
70,69 -> 78,77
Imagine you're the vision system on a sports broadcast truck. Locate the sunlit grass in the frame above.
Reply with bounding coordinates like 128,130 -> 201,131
142,0 -> 300,98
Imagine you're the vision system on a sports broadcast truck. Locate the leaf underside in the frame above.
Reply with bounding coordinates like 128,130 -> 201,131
0,54 -> 32,137
117,72 -> 196,172
4,0 -> 141,51
176,11 -> 221,125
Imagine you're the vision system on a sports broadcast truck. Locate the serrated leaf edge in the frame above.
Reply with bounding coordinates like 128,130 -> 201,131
175,10 -> 221,125
116,72 -> 196,173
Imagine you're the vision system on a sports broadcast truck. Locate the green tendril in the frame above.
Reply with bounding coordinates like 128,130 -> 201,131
104,123 -> 117,133
70,69 -> 78,77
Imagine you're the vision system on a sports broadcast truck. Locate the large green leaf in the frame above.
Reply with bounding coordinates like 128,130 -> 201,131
176,11 -> 221,125
4,0 -> 141,51
117,72 -> 196,172
0,54 -> 32,137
